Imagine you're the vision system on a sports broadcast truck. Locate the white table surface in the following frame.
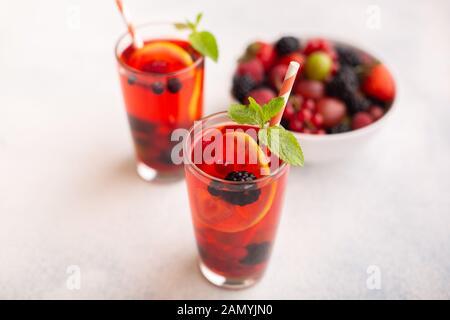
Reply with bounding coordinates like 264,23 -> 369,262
1,0 -> 449,299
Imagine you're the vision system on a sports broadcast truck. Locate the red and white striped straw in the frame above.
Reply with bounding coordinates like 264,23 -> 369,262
115,0 -> 144,49
269,61 -> 300,126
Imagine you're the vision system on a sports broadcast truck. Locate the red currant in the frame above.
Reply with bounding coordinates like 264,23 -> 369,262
289,119 -> 304,132
312,113 -> 324,128
316,129 -> 326,135
302,98 -> 316,112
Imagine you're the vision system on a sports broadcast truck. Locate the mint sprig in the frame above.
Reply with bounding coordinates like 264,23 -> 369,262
228,97 -> 304,166
175,13 -> 219,62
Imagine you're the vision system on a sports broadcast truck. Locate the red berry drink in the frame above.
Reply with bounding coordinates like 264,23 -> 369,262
116,24 -> 204,180
183,112 -> 289,288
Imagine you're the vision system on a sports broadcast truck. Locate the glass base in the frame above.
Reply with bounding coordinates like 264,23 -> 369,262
199,261 -> 259,289
136,162 -> 184,183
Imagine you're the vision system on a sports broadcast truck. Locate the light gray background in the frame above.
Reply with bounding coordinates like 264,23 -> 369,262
0,0 -> 449,299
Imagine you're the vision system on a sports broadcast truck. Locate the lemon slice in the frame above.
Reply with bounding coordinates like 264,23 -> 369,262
129,41 -> 193,72
188,68 -> 203,121
193,132 -> 277,233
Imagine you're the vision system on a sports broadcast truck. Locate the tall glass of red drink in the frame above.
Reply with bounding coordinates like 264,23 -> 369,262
183,112 -> 289,288
115,23 -> 204,181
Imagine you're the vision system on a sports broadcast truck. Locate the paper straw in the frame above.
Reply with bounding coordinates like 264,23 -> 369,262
269,61 -> 300,126
115,0 -> 144,49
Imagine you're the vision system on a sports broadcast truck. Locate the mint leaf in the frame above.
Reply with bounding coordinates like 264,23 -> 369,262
247,97 -> 265,127
186,21 -> 196,30
175,13 -> 219,62
195,13 -> 203,25
258,126 -> 304,166
261,97 -> 285,123
189,31 -> 219,62
228,96 -> 305,166
228,103 -> 260,125
174,23 -> 189,30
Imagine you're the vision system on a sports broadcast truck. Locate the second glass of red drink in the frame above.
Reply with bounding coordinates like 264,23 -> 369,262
115,23 -> 204,181
183,112 -> 290,288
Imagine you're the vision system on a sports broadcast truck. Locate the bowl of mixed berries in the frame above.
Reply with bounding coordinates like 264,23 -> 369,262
231,36 -> 396,163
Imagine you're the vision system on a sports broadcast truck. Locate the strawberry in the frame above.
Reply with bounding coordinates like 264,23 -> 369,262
277,52 -> 305,76
362,64 -> 395,102
236,59 -> 264,84
245,41 -> 276,71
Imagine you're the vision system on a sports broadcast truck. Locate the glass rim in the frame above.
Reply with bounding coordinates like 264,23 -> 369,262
114,21 -> 205,77
183,111 -> 289,186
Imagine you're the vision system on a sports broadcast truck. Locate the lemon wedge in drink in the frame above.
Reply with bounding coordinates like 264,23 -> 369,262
194,131 -> 277,233
129,41 -> 193,73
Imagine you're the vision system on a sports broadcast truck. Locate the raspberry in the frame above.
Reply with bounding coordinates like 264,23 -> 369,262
336,46 -> 362,67
352,112 -> 373,130
232,75 -> 256,103
316,98 -> 347,128
269,64 -> 288,91
303,38 -> 334,55
294,80 -> 325,100
275,36 -> 300,56
247,87 -> 276,105
369,105 -> 384,120
236,59 -> 264,84
244,41 -> 276,71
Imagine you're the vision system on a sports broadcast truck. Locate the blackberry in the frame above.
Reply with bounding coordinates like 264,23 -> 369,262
240,242 -> 272,265
328,122 -> 352,134
127,115 -> 155,134
220,171 -> 261,206
207,171 -> 261,206
275,36 -> 300,56
367,96 -> 389,109
167,78 -> 182,93
207,181 -> 222,197
225,171 -> 258,182
336,46 -> 362,67
150,81 -> 165,95
345,92 -> 371,114
232,75 -> 255,103
326,66 -> 366,114
326,66 -> 359,97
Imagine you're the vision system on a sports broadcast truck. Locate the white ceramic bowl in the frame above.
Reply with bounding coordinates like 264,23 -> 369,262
294,101 -> 396,163
288,39 -> 397,164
